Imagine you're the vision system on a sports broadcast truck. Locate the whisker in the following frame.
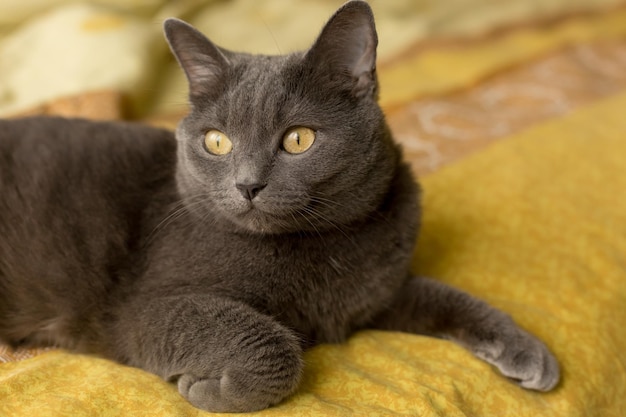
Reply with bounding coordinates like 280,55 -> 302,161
143,193 -> 215,247
293,209 -> 323,239
310,192 -> 392,226
143,203 -> 188,247
299,205 -> 356,245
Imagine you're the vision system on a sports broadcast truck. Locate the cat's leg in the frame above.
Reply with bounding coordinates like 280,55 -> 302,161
110,293 -> 303,413
370,276 -> 559,391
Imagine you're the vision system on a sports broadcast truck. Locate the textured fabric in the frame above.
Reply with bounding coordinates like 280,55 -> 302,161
2,83 -> 625,417
379,5 -> 626,107
3,0 -> 626,117
388,38 -> 626,174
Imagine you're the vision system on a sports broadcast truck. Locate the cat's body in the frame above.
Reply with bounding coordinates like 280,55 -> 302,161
0,118 -> 177,351
0,113 -> 414,351
0,1 -> 559,413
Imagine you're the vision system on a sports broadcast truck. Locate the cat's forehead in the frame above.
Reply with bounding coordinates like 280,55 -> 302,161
216,53 -> 309,135
229,53 -> 293,95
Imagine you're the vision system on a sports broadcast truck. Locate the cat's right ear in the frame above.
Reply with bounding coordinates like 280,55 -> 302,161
163,18 -> 229,101
304,1 -> 378,98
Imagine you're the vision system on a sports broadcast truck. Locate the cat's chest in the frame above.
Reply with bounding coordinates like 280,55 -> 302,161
154,224 -> 407,344
213,232 -> 372,300
222,234 -> 393,343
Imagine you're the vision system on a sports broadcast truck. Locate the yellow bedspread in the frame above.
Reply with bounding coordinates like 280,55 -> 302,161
2,1 -> 626,416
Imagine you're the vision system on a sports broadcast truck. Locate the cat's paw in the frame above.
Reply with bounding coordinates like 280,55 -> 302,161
177,361 -> 302,412
176,336 -> 303,413
471,325 -> 560,391
177,367 -> 278,412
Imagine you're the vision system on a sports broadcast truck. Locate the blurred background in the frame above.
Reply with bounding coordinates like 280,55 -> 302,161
0,0 -> 626,173
1,0 -> 626,173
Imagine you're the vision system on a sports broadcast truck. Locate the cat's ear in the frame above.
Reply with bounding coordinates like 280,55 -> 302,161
163,18 -> 229,101
304,1 -> 378,98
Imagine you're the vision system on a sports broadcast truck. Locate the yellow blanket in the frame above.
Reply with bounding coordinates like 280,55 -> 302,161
2,84 -> 625,417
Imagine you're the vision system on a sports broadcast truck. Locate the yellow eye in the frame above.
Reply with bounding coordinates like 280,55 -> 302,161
204,130 -> 233,155
282,127 -> 315,154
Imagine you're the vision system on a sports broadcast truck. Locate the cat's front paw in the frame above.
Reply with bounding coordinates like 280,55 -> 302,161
177,361 -> 302,412
177,365 -> 294,413
176,333 -> 303,413
471,323 -> 560,391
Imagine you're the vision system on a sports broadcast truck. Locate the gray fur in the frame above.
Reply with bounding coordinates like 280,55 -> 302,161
0,1 -> 559,412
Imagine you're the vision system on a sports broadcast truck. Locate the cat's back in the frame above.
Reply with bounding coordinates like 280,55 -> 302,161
0,117 -> 177,225
0,116 -> 175,179
0,116 -> 177,350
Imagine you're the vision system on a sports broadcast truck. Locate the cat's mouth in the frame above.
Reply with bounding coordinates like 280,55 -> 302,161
225,199 -> 314,235
231,206 -> 291,234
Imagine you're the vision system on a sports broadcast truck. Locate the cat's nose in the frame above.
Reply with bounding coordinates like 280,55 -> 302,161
236,182 -> 266,201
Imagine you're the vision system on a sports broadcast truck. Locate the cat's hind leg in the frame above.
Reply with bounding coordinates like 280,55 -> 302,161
109,293 -> 303,413
370,276 -> 560,391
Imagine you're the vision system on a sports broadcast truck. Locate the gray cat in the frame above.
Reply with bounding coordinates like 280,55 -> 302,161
0,1 -> 559,413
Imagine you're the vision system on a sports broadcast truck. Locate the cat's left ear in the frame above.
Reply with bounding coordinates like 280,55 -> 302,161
163,18 -> 230,102
304,1 -> 378,98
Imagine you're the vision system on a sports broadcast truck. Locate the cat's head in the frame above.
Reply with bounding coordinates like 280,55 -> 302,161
164,1 -> 399,234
